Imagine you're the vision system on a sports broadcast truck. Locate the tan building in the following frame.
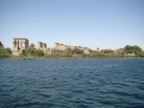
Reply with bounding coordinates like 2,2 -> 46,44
36,41 -> 48,53
54,42 -> 91,54
54,42 -> 69,50
37,41 -> 47,49
13,38 -> 29,56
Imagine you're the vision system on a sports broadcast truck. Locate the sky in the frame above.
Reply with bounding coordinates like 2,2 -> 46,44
0,0 -> 144,50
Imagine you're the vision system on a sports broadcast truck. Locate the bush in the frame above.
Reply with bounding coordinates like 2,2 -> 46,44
20,48 -> 44,57
0,48 -> 12,58
136,51 -> 144,57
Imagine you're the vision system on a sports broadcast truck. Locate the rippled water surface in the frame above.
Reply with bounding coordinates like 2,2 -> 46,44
0,58 -> 144,108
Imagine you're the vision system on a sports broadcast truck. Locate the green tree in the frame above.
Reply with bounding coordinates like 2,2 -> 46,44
34,50 -> 44,57
29,43 -> 35,48
124,45 -> 142,54
5,48 -> 12,54
0,41 -> 4,49
0,47 -> 12,58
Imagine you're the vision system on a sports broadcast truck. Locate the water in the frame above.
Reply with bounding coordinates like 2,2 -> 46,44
0,58 -> 144,108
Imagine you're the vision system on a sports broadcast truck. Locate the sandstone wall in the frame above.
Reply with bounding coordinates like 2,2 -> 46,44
54,42 -> 91,54
36,41 -> 48,53
13,38 -> 29,56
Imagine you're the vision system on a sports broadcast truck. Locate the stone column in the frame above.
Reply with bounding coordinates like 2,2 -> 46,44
17,41 -> 20,50
20,42 -> 22,50
24,40 -> 27,48
13,40 -> 16,48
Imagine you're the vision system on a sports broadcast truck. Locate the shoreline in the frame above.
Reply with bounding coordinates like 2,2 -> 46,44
1,56 -> 144,60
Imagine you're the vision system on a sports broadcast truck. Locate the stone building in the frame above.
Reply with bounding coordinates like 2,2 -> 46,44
54,42 -> 69,50
54,42 -> 91,54
13,38 -> 29,56
36,41 -> 48,53
37,41 -> 47,49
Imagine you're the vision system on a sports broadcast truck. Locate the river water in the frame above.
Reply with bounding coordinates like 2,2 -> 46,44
0,58 -> 144,108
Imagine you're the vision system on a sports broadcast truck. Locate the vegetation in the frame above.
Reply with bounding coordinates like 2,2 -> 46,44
0,48 -> 12,58
81,45 -> 144,58
18,45 -> 144,58
20,48 -> 44,57
65,48 -> 73,56
19,43 -> 44,58
124,45 -> 142,54
124,45 -> 144,57
82,51 -> 123,58
45,47 -> 85,58
0,41 -> 12,58
45,48 -> 73,58
138,51 -> 144,57
0,40 -> 144,58
29,43 -> 35,48
0,41 -> 4,49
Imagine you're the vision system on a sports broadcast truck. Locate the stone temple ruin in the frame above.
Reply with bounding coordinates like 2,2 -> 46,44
54,42 -> 90,54
36,41 -> 48,53
13,38 -> 29,56
37,41 -> 47,49
12,38 -> 91,56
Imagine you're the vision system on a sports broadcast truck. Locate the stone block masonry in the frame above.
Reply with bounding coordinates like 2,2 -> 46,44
13,38 -> 29,56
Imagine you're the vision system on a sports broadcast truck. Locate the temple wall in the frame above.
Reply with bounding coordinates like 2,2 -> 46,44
37,41 -> 47,49
13,38 -> 29,56
54,42 -> 90,54
36,41 -> 48,53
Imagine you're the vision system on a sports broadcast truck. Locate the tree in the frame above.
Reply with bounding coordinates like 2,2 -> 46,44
29,43 -> 35,48
0,47 -> 12,58
4,48 -> 12,54
34,50 -> 44,57
0,41 -> 4,49
124,45 -> 142,54
136,50 -> 144,57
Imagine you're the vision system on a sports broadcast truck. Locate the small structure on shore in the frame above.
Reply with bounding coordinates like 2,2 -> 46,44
12,38 -> 29,56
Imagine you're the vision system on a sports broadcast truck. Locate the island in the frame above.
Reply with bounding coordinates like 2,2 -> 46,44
0,38 -> 144,58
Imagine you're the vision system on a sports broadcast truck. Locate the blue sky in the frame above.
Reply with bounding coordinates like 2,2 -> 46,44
0,0 -> 144,50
